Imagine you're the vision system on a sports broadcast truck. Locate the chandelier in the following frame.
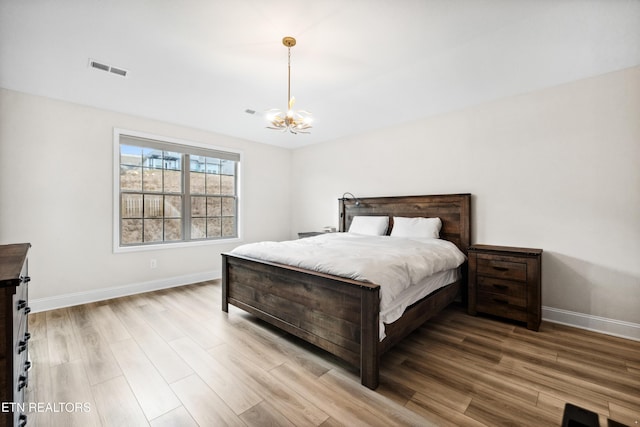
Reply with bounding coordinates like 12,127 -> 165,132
266,37 -> 312,134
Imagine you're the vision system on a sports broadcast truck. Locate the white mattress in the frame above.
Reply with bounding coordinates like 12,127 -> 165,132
230,233 -> 466,340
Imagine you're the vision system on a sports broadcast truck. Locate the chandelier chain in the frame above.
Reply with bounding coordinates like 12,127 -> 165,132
287,46 -> 291,108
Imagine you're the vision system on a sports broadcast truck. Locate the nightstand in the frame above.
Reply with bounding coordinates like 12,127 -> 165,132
297,231 -> 324,239
467,244 -> 542,331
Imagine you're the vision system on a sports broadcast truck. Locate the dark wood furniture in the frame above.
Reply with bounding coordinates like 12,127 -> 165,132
561,403 -> 599,427
297,231 -> 324,239
467,244 -> 542,331
0,243 -> 31,427
222,194 -> 470,389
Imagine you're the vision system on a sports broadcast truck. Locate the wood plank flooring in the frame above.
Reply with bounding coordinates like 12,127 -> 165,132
25,280 -> 640,426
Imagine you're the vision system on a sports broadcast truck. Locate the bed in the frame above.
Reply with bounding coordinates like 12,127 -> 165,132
222,193 -> 471,389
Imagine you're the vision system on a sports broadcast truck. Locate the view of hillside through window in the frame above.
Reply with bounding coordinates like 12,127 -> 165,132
118,137 -> 238,247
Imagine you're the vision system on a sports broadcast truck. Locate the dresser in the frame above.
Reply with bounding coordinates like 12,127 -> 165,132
0,244 -> 31,427
467,244 -> 542,331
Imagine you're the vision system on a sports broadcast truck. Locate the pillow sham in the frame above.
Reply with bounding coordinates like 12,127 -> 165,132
390,216 -> 442,239
348,216 -> 389,236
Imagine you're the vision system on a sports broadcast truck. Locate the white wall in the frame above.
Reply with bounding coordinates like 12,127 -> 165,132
2,66 -> 639,337
291,66 -> 640,329
0,89 -> 292,305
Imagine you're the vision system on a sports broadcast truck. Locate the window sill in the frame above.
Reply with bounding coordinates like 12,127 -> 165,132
113,237 -> 243,254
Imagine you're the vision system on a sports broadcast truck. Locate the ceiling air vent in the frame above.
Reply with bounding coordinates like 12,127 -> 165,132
90,60 -> 110,72
109,67 -> 128,77
89,58 -> 129,78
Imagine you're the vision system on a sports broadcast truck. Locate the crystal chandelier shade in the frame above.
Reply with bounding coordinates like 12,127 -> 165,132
266,37 -> 312,134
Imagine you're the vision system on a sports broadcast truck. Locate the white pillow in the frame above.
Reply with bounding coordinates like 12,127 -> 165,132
391,216 -> 442,239
348,216 -> 389,236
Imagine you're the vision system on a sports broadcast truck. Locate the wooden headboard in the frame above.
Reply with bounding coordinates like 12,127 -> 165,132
338,193 -> 471,255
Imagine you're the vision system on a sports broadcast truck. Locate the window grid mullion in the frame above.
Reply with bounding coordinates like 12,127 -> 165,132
184,154 -> 191,242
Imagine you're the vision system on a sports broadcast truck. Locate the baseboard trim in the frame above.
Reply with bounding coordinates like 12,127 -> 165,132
30,281 -> 640,342
543,306 -> 640,342
30,270 -> 221,313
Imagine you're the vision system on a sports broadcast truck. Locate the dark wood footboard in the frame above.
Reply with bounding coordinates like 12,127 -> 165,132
222,252 -> 382,388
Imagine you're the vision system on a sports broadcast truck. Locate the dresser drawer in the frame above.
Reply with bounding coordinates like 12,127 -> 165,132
476,256 -> 527,282
13,280 -> 30,369
14,313 -> 29,386
12,275 -> 29,330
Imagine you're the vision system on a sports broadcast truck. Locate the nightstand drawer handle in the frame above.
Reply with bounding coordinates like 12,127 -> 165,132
493,298 -> 509,305
492,266 -> 509,272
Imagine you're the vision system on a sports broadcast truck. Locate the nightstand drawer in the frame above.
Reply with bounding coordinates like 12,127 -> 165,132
478,280 -> 526,308
478,290 -> 525,309
476,297 -> 528,322
477,276 -> 526,300
476,257 -> 526,282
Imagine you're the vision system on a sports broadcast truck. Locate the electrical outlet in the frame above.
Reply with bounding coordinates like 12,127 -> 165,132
150,259 -> 157,269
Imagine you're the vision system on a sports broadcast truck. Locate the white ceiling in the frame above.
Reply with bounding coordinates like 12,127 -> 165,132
1,0 -> 639,149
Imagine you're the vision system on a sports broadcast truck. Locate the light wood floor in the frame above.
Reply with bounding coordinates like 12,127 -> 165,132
25,280 -> 640,426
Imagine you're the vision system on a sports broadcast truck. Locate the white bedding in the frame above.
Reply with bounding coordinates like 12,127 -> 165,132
381,267 -> 461,334
230,233 -> 466,339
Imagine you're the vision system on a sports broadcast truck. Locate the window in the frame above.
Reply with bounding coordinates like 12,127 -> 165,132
115,130 -> 240,250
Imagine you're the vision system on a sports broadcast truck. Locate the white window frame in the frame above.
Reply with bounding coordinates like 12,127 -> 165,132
113,128 -> 242,253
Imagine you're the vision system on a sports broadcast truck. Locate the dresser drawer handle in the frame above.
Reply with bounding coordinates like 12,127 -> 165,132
24,307 -> 31,315
18,375 -> 28,391
18,342 -> 28,354
492,266 -> 509,272
24,360 -> 32,372
492,298 -> 509,305
24,332 -> 31,342
17,300 -> 27,310
20,275 -> 31,284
